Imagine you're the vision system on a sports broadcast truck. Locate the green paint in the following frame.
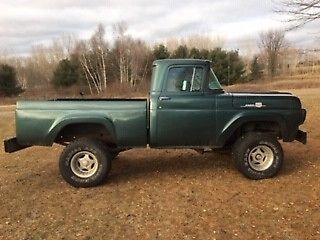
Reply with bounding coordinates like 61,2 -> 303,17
12,59 -> 306,150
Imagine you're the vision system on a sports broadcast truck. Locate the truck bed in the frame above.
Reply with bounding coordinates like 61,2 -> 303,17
15,99 -> 148,147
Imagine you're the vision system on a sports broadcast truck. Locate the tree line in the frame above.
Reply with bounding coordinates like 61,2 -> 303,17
0,24 -> 288,97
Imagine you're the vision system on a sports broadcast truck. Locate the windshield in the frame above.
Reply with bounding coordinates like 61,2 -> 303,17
208,68 -> 222,90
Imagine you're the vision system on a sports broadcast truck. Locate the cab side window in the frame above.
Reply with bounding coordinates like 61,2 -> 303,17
166,66 -> 203,92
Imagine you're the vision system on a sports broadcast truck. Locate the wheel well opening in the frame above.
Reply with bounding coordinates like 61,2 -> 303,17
55,123 -> 116,147
225,121 -> 281,147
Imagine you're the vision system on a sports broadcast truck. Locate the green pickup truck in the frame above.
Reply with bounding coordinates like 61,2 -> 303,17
4,59 -> 307,187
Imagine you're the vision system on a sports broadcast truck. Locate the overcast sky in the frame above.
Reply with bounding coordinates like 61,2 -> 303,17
0,0 -> 318,55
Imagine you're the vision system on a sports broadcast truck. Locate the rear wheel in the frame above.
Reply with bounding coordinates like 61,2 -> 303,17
232,132 -> 283,180
59,138 -> 112,187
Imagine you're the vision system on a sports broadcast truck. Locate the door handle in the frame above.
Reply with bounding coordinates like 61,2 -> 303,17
159,96 -> 171,101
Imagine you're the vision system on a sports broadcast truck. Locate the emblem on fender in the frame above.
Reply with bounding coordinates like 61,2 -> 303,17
241,102 -> 266,108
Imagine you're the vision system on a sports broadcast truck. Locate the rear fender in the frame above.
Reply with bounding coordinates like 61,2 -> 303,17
46,114 -> 116,145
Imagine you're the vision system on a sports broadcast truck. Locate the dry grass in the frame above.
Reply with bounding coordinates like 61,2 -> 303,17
227,73 -> 320,92
0,88 -> 320,239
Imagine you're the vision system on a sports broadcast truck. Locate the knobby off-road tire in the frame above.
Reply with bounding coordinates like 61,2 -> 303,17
59,138 -> 112,188
232,132 -> 283,180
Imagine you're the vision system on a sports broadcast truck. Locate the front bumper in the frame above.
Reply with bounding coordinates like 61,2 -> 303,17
295,130 -> 307,144
4,138 -> 30,153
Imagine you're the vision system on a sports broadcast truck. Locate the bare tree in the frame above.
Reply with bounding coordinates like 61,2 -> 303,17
128,40 -> 152,86
259,30 -> 287,77
74,41 -> 95,94
76,24 -> 109,94
90,24 -> 108,90
165,34 -> 224,52
275,0 -> 320,29
165,38 -> 180,53
111,22 -> 152,86
26,45 -> 60,88
61,34 -> 77,56
113,22 -> 128,84
182,34 -> 225,50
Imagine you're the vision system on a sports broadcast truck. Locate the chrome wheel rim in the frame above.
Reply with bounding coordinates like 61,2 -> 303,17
70,151 -> 98,178
248,145 -> 274,171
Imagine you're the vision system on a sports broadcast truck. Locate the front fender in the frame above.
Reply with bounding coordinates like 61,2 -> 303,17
45,114 -> 116,145
216,113 -> 287,147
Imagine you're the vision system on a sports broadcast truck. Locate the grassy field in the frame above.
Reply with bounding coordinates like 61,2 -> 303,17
0,88 -> 320,239
227,73 -> 320,92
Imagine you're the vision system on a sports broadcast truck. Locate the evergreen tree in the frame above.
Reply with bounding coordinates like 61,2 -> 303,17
250,56 -> 263,80
153,44 -> 170,59
52,59 -> 79,88
167,46 -> 246,85
189,48 -> 201,59
208,48 -> 245,85
227,50 -> 246,84
172,45 -> 189,58
0,64 -> 23,96
199,49 -> 210,59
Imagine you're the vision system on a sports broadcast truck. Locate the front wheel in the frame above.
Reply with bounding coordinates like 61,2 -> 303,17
232,133 -> 283,180
59,138 -> 112,187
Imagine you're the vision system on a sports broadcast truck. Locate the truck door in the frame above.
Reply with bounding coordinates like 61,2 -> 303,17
155,65 -> 216,147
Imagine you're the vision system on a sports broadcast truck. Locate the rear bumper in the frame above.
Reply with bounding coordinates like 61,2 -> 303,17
295,130 -> 307,144
4,138 -> 30,153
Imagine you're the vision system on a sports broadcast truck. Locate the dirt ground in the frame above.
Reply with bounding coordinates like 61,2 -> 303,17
0,88 -> 319,240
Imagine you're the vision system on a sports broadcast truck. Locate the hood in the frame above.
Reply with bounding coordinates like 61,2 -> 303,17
231,91 -> 302,110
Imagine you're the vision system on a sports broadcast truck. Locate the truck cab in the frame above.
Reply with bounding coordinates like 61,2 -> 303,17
149,59 -> 222,147
149,59 -> 306,149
